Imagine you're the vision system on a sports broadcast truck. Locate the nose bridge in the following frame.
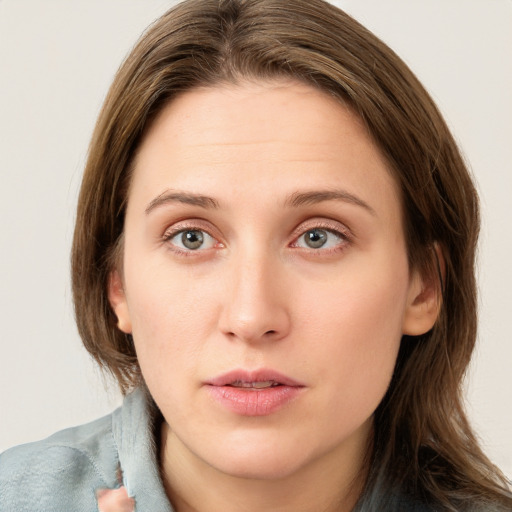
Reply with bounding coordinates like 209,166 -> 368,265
219,244 -> 290,343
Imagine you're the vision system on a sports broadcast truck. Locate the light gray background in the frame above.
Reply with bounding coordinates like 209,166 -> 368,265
1,1 -> 511,478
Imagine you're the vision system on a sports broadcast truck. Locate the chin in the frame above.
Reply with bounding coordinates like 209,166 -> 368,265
198,431 -> 322,481
213,451 -> 307,481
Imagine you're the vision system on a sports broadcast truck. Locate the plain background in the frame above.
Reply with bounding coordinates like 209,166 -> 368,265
0,0 -> 511,479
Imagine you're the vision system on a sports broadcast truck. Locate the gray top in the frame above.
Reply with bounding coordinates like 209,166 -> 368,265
0,387 -> 173,512
2,387 -> 492,511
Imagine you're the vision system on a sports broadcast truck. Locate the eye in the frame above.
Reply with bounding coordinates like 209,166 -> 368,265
294,228 -> 346,250
167,229 -> 218,251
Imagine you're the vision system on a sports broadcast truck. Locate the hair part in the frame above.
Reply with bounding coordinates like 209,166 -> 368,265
71,0 -> 511,509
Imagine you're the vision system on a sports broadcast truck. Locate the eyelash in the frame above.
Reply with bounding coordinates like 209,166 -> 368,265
162,222 -> 221,257
290,221 -> 351,255
162,220 -> 352,257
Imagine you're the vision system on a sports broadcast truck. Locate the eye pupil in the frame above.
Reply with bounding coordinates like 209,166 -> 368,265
182,230 -> 204,250
305,229 -> 327,248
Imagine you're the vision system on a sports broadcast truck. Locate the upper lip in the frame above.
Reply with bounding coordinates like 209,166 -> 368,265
205,369 -> 305,387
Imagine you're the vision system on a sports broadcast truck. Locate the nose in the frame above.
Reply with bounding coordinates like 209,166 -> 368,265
218,252 -> 291,344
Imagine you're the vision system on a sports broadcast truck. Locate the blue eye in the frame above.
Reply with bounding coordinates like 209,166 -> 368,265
296,228 -> 345,249
168,229 -> 217,251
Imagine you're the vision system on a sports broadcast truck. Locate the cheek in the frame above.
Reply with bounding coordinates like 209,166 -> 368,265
298,262 -> 409,414
125,265 -> 220,381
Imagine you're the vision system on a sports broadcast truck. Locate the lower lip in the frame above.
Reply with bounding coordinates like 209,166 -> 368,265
206,385 -> 303,416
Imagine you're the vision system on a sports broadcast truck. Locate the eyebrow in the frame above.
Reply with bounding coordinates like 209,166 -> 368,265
145,188 -> 375,216
145,190 -> 220,214
285,189 -> 376,216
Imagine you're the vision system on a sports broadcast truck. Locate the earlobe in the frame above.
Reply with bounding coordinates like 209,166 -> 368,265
108,270 -> 132,334
402,246 -> 445,336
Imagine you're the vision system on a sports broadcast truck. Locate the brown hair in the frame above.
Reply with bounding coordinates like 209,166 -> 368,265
71,0 -> 512,509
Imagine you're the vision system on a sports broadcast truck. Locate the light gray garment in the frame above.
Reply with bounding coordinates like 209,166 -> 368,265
0,387 -> 173,512
2,388 -> 503,511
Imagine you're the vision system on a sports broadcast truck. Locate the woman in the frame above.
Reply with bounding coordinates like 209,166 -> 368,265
1,0 -> 511,510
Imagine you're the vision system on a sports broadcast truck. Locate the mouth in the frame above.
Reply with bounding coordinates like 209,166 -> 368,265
205,368 -> 304,388
204,369 -> 305,416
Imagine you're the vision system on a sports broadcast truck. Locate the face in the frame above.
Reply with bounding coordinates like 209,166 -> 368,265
110,80 -> 435,481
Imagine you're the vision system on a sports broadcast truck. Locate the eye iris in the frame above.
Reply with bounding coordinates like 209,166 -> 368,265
182,230 -> 204,250
305,229 -> 327,248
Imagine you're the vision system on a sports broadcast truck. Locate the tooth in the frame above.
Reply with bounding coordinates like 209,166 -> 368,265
252,381 -> 273,389
230,380 -> 278,389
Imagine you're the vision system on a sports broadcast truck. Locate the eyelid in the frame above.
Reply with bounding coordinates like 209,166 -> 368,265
290,218 -> 353,241
162,219 -> 223,254
162,218 -> 218,239
160,217 -> 353,256
169,229 -> 217,250
289,218 -> 353,253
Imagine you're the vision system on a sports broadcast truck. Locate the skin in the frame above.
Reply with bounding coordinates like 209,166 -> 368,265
96,487 -> 134,512
109,80 -> 439,512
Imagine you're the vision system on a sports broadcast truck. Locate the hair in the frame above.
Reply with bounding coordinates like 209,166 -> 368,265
71,0 -> 512,510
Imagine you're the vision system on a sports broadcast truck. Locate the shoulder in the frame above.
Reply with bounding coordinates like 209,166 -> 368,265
0,412 -> 120,512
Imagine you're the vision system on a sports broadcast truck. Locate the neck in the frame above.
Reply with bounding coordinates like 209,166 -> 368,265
159,422 -> 371,512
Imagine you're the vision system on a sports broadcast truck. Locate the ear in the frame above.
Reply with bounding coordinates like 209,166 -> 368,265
108,270 -> 132,334
402,245 -> 444,336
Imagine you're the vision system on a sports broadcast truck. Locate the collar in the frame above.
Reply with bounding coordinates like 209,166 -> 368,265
111,387 -> 174,511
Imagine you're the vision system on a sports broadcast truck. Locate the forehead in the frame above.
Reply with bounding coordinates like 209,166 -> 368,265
137,80 -> 372,163
129,80 -> 401,224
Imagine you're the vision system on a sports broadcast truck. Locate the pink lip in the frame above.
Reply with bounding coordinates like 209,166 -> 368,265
204,369 -> 305,417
